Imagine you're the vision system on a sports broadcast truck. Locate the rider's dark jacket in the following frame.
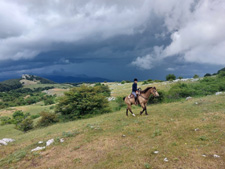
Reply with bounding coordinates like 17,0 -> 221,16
132,83 -> 137,92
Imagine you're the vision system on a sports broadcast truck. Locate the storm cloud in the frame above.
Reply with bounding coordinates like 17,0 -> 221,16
0,0 -> 224,81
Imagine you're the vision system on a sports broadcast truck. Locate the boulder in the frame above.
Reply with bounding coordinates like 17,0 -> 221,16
0,138 -> 15,146
186,96 -> 192,100
46,139 -> 54,146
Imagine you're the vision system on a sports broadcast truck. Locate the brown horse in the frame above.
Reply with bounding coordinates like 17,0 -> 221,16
123,87 -> 159,116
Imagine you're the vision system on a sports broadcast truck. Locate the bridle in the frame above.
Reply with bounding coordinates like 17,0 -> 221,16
139,88 -> 157,100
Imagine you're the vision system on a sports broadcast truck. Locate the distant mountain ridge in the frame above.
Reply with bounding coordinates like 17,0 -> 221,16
0,74 -> 56,92
21,74 -> 56,84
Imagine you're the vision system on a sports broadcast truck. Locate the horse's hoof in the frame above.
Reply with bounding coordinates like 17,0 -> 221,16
132,114 -> 136,117
145,114 -> 148,115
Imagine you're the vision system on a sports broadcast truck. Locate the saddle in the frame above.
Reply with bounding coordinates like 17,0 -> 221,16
128,89 -> 141,99
128,94 -> 135,99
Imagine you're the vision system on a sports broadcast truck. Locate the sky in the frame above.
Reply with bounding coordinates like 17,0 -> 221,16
0,0 -> 225,81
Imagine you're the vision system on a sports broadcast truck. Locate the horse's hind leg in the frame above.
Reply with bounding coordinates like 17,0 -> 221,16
126,108 -> 128,116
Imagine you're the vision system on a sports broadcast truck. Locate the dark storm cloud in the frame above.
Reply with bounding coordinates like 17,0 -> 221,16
0,0 -> 224,81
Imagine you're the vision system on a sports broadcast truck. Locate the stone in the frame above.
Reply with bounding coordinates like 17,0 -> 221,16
186,96 -> 192,100
164,158 -> 169,162
31,146 -> 45,152
0,138 -> 15,146
215,92 -> 223,95
46,139 -> 54,146
213,154 -> 220,158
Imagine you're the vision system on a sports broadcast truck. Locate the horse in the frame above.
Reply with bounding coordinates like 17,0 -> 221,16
123,87 -> 159,116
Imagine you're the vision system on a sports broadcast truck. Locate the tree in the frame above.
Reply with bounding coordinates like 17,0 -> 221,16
55,85 -> 111,120
204,73 -> 211,77
193,74 -> 199,79
166,74 -> 176,81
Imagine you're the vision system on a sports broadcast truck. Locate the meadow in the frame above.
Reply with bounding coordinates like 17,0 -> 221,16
0,80 -> 224,169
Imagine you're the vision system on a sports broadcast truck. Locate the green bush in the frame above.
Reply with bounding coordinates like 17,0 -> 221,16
204,73 -> 211,77
16,117 -> 34,132
218,71 -> 225,78
37,111 -> 59,127
121,80 -> 126,84
166,74 -> 176,81
142,81 -> 148,85
55,85 -> 111,120
44,97 -> 55,105
193,74 -> 199,78
0,116 -> 12,125
154,80 -> 163,82
31,114 -> 40,119
12,110 -> 25,124
115,96 -> 126,110
178,76 -> 183,79
148,90 -> 165,104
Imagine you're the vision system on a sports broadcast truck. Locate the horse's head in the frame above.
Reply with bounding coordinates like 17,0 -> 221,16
152,87 -> 159,97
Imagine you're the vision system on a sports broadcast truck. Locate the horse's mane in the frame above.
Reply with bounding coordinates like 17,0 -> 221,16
140,87 -> 152,94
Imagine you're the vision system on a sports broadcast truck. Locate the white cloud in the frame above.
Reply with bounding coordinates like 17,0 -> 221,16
132,0 -> 225,69
131,46 -> 164,69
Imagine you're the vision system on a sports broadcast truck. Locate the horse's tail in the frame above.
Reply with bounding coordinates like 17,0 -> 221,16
123,96 -> 126,101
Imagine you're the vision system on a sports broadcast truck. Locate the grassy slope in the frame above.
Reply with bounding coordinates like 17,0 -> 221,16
0,95 -> 225,168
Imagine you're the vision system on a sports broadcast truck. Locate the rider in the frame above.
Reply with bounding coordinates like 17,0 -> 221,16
132,78 -> 139,104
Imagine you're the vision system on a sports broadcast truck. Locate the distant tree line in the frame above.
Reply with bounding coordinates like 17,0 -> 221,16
0,79 -> 22,92
0,87 -> 56,109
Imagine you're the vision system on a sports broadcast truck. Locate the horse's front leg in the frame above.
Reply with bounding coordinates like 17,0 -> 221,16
126,108 -> 128,116
145,106 -> 148,115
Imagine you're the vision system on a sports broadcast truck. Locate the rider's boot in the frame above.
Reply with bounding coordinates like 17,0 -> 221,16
135,96 -> 138,105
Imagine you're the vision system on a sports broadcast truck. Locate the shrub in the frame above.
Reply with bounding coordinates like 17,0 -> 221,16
0,116 -> 12,125
218,71 -> 225,78
115,96 -> 126,110
154,80 -> 163,82
55,85 -> 111,120
16,117 -> 34,132
178,76 -> 183,79
204,73 -> 211,77
121,80 -> 126,84
13,110 -> 24,119
148,90 -> 165,104
193,74 -> 199,78
12,110 -> 25,124
166,74 -> 176,81
44,97 -> 55,105
31,114 -> 40,119
142,81 -> 148,85
37,111 -> 59,127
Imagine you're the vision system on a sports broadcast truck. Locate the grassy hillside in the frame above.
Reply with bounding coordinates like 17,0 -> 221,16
0,83 -> 224,169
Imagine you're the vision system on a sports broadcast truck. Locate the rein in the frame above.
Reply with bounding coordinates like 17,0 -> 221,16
139,94 -> 148,100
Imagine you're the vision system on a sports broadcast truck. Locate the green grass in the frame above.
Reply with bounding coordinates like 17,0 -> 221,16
0,94 -> 224,168
0,103 -> 53,117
